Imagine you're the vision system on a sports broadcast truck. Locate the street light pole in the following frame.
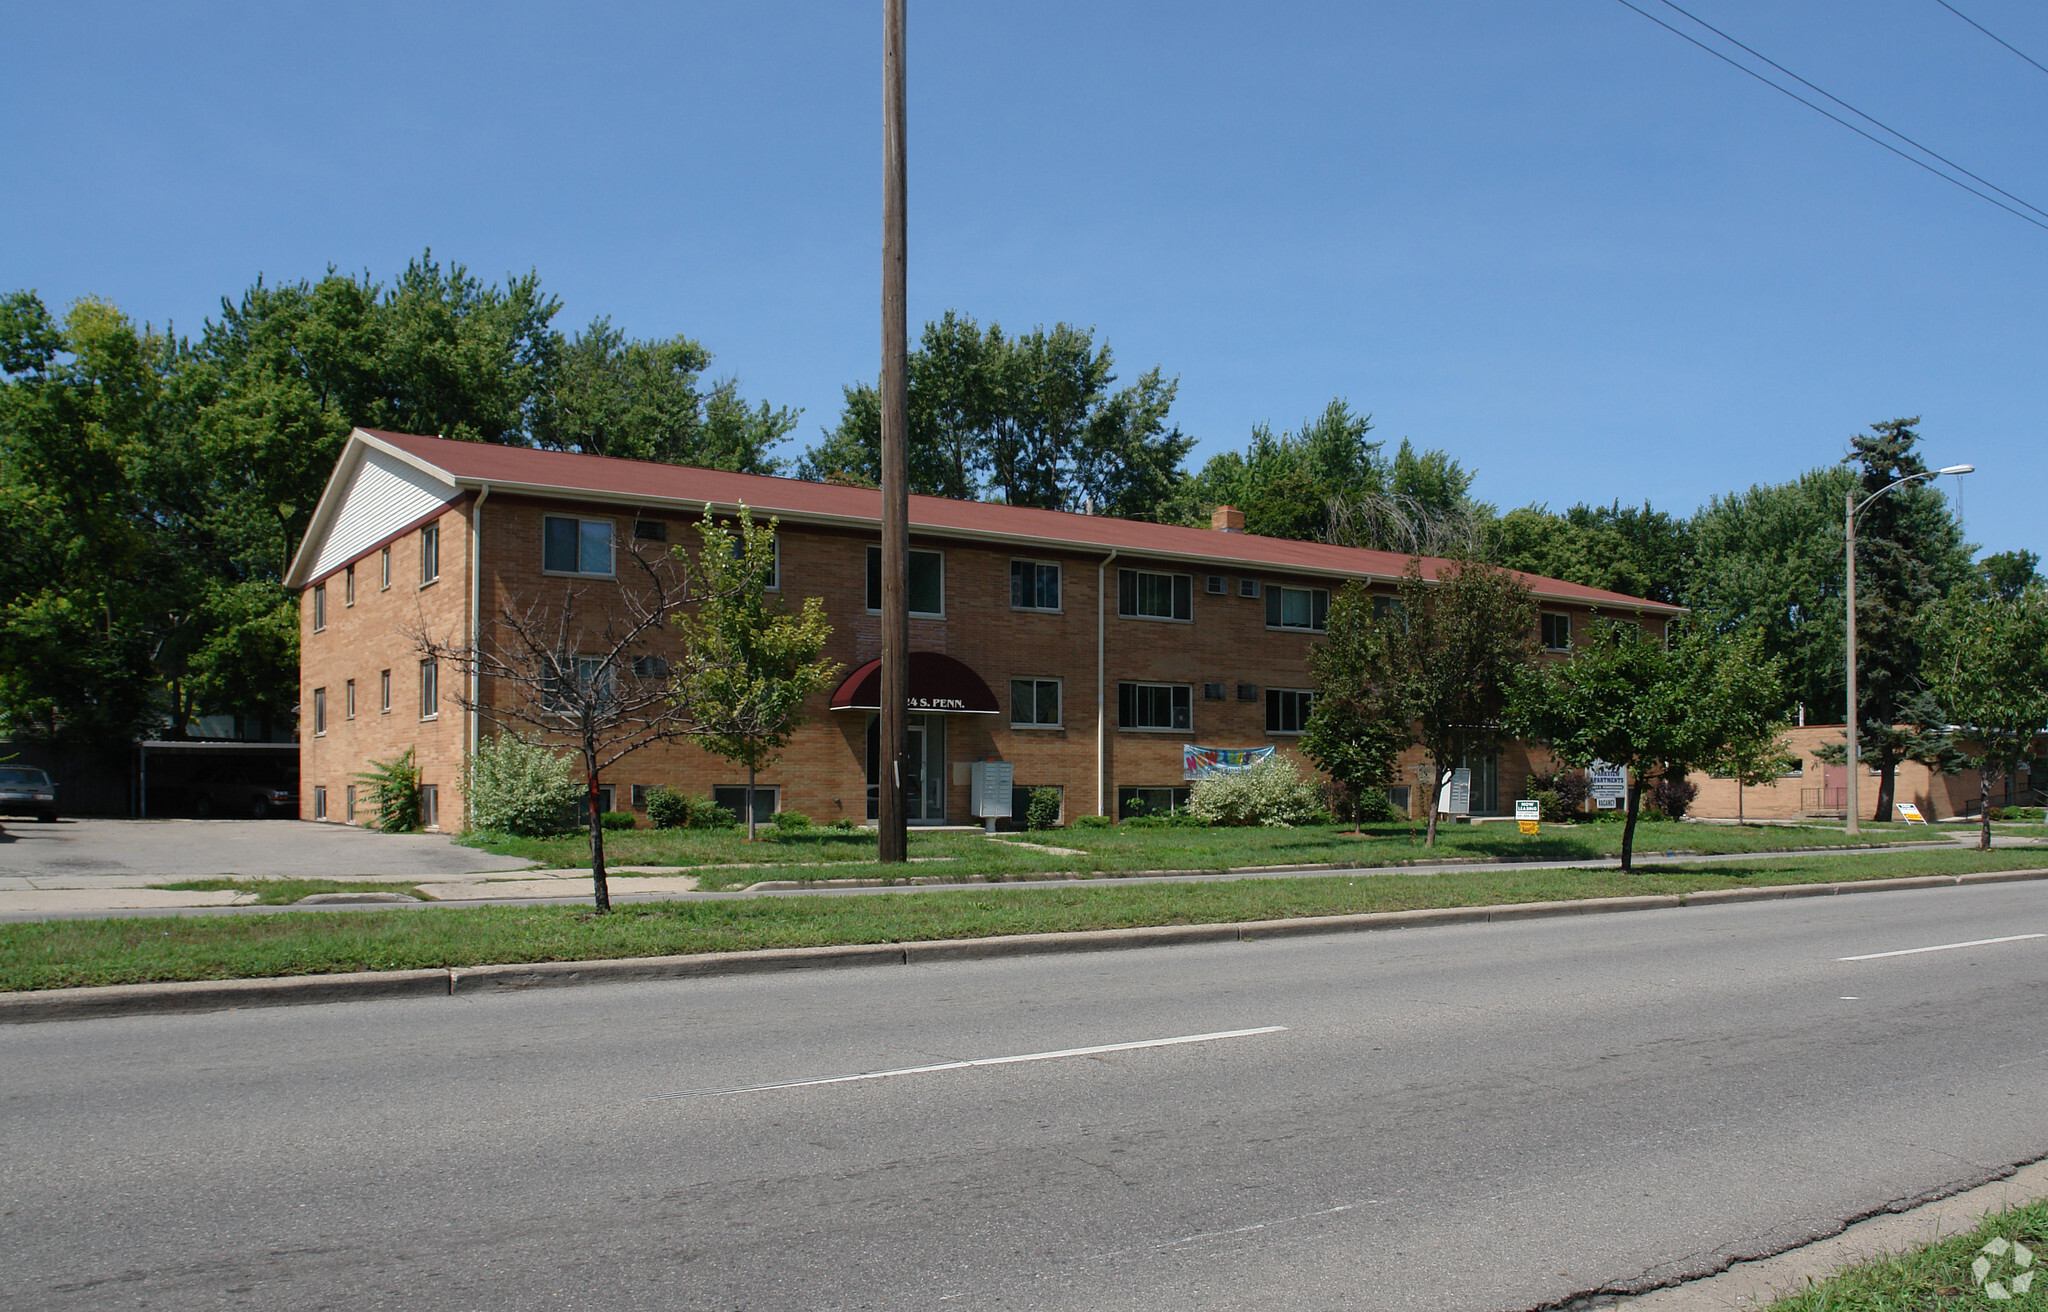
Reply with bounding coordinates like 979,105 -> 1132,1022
877,0 -> 909,864
1842,463 -> 1974,836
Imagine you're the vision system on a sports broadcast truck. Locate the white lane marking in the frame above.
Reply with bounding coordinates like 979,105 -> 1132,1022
650,1025 -> 1289,1099
1838,933 -> 2045,962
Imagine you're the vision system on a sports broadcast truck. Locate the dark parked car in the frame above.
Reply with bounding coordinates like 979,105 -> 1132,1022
0,766 -> 58,822
184,763 -> 298,818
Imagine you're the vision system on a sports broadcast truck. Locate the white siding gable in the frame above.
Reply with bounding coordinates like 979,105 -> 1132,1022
307,447 -> 459,580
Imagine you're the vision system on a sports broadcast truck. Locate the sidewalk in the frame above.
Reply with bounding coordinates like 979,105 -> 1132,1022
2,832 -> 2039,921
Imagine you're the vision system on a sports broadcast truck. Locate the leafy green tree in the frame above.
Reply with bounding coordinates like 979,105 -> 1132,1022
1301,581 -> 1411,828
1511,622 -> 1786,870
531,316 -> 796,472
671,508 -> 840,840
0,293 -> 175,744
1685,466 -> 1853,720
1484,500 -> 1692,607
799,311 -> 1192,516
1921,586 -> 2048,850
1313,558 -> 1537,847
1980,550 -> 2041,603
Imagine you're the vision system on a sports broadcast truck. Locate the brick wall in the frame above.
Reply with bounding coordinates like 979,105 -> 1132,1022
299,500 -> 472,829
304,489 -> 1663,829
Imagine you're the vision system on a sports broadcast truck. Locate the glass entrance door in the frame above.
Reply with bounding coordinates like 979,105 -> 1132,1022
866,713 -> 948,823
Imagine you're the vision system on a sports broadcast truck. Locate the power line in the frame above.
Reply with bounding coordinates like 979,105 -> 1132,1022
1611,0 -> 2048,233
1654,0 -> 2048,223
1931,0 -> 2048,79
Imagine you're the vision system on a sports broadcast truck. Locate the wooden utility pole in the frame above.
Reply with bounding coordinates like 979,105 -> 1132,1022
878,0 -> 910,863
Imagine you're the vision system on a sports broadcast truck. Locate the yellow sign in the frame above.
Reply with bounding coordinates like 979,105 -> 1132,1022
1519,820 -> 1540,835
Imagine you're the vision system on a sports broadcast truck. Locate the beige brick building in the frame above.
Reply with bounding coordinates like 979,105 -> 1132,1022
287,429 -> 1683,831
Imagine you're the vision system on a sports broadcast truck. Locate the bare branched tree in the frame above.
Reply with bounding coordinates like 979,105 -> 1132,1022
1324,490 -> 1484,558
415,533 -> 728,911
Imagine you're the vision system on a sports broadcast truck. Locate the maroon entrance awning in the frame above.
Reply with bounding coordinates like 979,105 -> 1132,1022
829,652 -> 1002,714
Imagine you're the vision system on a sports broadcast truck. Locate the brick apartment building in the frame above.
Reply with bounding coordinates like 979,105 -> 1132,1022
285,428 -> 1682,831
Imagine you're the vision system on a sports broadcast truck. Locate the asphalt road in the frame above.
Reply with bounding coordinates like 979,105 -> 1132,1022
4,883 -> 2045,1311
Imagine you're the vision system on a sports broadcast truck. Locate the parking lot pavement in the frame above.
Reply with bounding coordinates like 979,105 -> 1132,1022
0,817 -> 534,883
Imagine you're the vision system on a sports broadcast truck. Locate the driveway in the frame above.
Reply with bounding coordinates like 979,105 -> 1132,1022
0,817 -> 534,884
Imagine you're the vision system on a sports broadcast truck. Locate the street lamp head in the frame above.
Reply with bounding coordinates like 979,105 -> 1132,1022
1937,464 -> 1975,476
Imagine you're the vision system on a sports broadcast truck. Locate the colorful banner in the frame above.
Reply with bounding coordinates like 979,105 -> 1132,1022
1183,744 -> 1276,780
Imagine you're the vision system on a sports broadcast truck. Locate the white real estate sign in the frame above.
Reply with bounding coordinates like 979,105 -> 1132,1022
1589,762 -> 1628,810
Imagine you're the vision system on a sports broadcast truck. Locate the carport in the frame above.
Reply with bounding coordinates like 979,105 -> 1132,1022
137,741 -> 300,819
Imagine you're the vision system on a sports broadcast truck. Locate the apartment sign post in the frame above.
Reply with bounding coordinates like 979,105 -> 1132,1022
877,0 -> 910,864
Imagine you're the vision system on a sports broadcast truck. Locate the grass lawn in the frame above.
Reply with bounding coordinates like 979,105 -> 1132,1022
462,818 -> 1946,890
6,846 -> 2039,992
151,879 -> 427,905
1762,1196 -> 2047,1310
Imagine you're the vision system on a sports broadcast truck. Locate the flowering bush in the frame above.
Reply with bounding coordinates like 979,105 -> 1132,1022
463,735 -> 581,836
1187,755 -> 1326,827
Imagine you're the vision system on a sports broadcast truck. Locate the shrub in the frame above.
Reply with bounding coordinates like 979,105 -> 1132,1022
1347,785 -> 1398,824
1187,755 -> 1324,828
355,748 -> 422,833
600,810 -> 636,830
830,817 -> 862,831
1071,813 -> 1112,829
1648,775 -> 1698,820
644,788 -> 737,830
770,810 -> 811,834
463,735 -> 581,836
1525,768 -> 1589,819
1025,787 -> 1063,831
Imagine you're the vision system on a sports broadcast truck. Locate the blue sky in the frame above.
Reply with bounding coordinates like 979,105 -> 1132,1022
6,1 -> 2043,559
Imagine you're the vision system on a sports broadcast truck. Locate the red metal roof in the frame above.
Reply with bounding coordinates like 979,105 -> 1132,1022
364,429 -> 1681,613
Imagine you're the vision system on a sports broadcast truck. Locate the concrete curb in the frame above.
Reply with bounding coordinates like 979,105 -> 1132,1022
5,867 -> 2044,1025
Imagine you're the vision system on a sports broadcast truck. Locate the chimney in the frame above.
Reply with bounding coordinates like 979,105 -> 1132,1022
1211,505 -> 1246,533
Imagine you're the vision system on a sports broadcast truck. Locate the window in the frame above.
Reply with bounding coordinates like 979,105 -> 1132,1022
713,785 -> 778,825
634,518 -> 667,542
1374,595 -> 1405,622
420,523 -> 440,584
866,546 -> 944,615
379,669 -> 391,714
1386,785 -> 1412,815
1238,578 -> 1261,599
380,545 -> 391,590
728,528 -> 778,589
630,784 -> 651,810
1118,785 -> 1190,819
1203,682 -> 1226,701
1236,683 -> 1259,702
1119,682 -> 1192,731
1541,612 -> 1571,651
312,584 -> 326,632
632,655 -> 669,680
543,515 -> 615,576
420,784 -> 439,830
1205,574 -> 1226,595
1011,559 -> 1061,611
592,786 -> 613,815
313,687 -> 327,735
420,659 -> 438,720
1118,568 -> 1192,621
578,655 -> 616,709
345,679 -> 356,720
345,784 -> 357,824
344,565 -> 355,606
1266,688 -> 1316,734
314,785 -> 327,821
1266,585 -> 1330,632
1011,678 -> 1062,728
